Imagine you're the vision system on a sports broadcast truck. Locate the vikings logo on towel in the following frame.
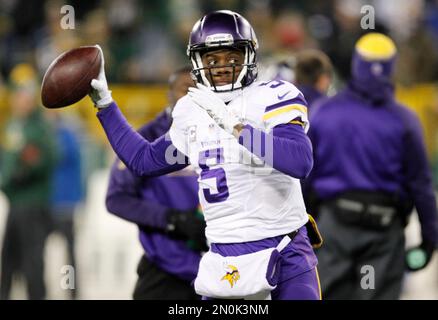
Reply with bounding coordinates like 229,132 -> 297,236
221,264 -> 240,288
194,236 -> 291,298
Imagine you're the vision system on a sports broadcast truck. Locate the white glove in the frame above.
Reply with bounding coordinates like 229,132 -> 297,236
89,45 -> 113,108
188,83 -> 241,134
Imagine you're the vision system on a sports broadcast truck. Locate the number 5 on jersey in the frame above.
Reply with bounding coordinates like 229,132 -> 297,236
199,148 -> 229,203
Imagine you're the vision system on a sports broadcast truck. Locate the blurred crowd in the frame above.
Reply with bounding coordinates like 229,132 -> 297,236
1,0 -> 438,84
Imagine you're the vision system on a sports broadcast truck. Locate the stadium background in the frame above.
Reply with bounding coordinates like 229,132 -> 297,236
0,0 -> 437,299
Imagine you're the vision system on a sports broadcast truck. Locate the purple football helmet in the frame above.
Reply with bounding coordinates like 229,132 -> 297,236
187,10 -> 259,92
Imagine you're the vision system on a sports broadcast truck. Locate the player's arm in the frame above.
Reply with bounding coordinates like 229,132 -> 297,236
89,45 -> 189,177
237,121 -> 313,179
239,88 -> 313,178
97,103 -> 188,176
301,111 -> 323,215
188,82 -> 313,178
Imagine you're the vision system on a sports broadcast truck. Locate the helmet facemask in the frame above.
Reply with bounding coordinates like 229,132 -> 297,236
188,40 -> 258,93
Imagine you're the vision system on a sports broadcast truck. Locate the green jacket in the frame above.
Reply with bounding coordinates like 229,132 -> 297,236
1,108 -> 58,207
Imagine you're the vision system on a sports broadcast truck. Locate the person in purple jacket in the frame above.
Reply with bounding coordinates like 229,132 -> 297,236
105,66 -> 207,300
89,11 -> 322,300
304,33 -> 438,299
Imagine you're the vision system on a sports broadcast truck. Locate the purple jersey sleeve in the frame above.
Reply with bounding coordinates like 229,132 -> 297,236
238,122 -> 313,179
97,102 -> 189,176
404,116 -> 438,246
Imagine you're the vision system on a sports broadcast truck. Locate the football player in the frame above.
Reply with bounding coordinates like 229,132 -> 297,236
89,10 -> 321,300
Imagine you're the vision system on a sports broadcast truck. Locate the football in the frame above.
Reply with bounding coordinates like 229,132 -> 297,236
41,46 -> 101,109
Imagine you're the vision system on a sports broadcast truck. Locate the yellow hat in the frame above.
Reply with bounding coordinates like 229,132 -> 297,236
355,33 -> 397,61
9,63 -> 38,90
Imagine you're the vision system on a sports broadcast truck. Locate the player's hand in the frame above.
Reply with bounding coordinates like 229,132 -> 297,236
89,44 -> 113,108
188,83 -> 241,134
405,240 -> 435,272
166,208 -> 208,252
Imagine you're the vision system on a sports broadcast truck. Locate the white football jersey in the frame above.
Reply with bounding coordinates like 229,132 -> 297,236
169,79 -> 310,243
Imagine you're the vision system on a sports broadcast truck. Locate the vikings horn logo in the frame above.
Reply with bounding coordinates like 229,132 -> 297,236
221,264 -> 240,288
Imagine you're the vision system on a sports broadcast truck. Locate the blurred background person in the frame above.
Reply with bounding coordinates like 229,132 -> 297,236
0,64 -> 58,300
260,49 -> 333,109
294,49 -> 333,107
304,33 -> 438,300
47,111 -> 83,300
105,66 -> 207,300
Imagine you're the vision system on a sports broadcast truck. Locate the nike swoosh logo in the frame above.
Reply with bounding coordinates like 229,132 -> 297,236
277,91 -> 291,100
